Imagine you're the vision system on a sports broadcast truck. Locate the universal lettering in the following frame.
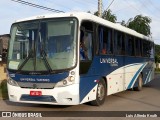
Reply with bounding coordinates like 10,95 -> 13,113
100,58 -> 118,64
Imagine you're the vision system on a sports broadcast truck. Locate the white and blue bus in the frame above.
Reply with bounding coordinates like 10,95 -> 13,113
7,12 -> 154,106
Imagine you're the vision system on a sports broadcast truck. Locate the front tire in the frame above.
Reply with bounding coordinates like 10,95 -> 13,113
133,74 -> 143,91
90,79 -> 106,106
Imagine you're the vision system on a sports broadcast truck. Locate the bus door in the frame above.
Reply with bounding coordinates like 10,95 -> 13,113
79,23 -> 93,75
79,21 -> 97,103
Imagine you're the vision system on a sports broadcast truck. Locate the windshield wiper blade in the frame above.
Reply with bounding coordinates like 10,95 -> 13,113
17,50 -> 33,72
40,49 -> 52,73
38,28 -> 52,73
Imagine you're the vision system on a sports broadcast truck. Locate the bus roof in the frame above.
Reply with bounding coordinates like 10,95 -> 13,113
14,12 -> 153,42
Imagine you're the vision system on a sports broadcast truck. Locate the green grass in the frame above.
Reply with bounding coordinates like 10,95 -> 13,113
155,68 -> 160,73
0,80 -> 8,100
0,89 -> 2,98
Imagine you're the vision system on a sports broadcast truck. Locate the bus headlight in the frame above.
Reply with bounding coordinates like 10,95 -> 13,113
68,76 -> 75,82
55,76 -> 75,87
8,78 -> 19,87
63,80 -> 67,85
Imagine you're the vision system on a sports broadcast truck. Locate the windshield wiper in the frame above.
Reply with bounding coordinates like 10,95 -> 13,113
17,49 -> 33,72
16,22 -> 38,72
40,49 -> 52,73
17,21 -> 52,73
39,31 -> 52,73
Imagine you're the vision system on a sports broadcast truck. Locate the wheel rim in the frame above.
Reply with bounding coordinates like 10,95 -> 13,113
97,83 -> 105,101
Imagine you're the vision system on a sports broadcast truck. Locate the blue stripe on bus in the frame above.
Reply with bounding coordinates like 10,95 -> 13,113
127,63 -> 146,89
124,63 -> 142,68
144,70 -> 152,84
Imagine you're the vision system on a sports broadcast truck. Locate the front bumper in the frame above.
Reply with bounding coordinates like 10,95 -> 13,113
7,83 -> 80,105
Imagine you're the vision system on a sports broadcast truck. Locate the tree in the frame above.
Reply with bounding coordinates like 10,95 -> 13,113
94,9 -> 117,23
155,44 -> 160,63
102,9 -> 117,23
126,15 -> 151,36
121,20 -> 126,26
94,11 -> 99,16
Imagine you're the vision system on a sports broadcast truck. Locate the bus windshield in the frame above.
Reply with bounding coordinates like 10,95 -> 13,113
8,18 -> 77,72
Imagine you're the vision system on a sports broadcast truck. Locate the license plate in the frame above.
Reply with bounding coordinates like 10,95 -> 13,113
30,91 -> 42,96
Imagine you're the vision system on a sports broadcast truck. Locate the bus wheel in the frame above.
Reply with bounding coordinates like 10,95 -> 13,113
133,74 -> 143,91
90,79 -> 106,106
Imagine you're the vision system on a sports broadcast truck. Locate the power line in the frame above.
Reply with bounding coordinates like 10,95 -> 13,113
102,0 -> 115,17
43,0 -> 72,11
106,0 -> 115,11
73,0 -> 97,6
123,0 -> 159,20
123,0 -> 142,13
72,0 -> 97,9
11,0 -> 64,13
138,0 -> 156,15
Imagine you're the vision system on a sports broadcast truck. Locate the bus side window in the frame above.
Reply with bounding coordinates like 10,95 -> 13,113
85,32 -> 92,60
143,40 -> 152,58
101,28 -> 107,54
114,31 -> 125,55
98,26 -> 113,55
150,42 -> 154,58
79,21 -> 93,75
80,31 -> 92,60
135,38 -> 142,57
142,40 -> 147,57
121,34 -> 125,55
98,27 -> 104,54
126,35 -> 135,56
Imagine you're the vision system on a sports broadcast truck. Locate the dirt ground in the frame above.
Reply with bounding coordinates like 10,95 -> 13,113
0,63 -> 7,83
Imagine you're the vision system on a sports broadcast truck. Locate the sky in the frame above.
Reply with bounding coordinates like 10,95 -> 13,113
0,0 -> 160,44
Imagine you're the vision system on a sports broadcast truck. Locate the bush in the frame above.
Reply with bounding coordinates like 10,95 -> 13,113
155,68 -> 160,72
0,80 -> 8,99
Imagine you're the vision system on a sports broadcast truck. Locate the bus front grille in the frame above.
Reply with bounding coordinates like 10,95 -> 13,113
20,94 -> 57,103
17,82 -> 56,89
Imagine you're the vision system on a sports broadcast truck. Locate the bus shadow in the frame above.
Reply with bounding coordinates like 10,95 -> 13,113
4,100 -> 72,109
112,77 -> 160,109
113,93 -> 160,109
113,81 -> 160,109
143,77 -> 160,91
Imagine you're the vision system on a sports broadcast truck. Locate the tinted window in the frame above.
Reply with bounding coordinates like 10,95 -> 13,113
143,40 -> 153,58
114,31 -> 125,55
126,35 -> 135,56
98,26 -> 113,55
135,38 -> 142,57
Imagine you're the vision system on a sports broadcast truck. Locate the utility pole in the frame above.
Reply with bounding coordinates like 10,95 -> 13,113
98,0 -> 102,17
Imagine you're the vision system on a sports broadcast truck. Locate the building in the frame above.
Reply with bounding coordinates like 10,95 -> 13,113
0,34 -> 10,62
